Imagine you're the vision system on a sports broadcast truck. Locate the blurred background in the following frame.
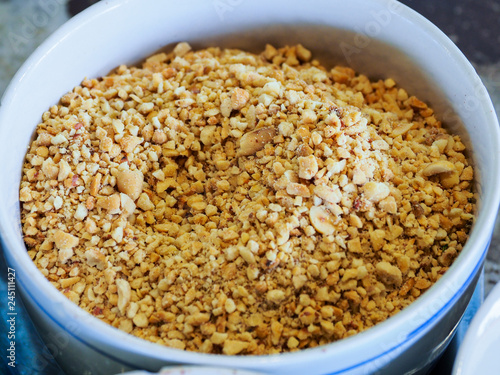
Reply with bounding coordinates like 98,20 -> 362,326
0,0 -> 499,374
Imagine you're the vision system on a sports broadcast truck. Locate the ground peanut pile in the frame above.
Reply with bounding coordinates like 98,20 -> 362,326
20,43 -> 476,355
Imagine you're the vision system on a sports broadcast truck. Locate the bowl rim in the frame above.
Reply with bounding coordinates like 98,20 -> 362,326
1,0 -> 499,373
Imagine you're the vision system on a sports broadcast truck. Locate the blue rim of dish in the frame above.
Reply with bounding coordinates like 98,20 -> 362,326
14,239 -> 489,374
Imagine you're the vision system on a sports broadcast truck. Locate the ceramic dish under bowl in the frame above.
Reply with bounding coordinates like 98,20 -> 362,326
453,281 -> 500,375
1,0 -> 499,374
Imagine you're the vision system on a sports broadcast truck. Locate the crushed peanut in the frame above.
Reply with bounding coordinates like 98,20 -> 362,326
20,43 -> 476,355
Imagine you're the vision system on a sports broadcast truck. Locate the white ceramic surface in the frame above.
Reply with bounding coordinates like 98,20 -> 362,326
453,282 -> 500,375
0,1 -> 499,375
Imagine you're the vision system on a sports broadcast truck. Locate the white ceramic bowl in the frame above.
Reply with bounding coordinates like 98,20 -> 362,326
1,1 -> 499,374
453,281 -> 500,375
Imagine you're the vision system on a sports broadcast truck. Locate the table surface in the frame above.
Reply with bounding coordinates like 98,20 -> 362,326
0,1 -> 499,374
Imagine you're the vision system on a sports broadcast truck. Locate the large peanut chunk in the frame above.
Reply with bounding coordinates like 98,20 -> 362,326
379,196 -> 397,214
298,155 -> 318,180
41,158 -> 59,180
96,194 -> 121,214
231,88 -> 250,110
286,182 -> 311,197
210,332 -> 228,345
19,187 -> 32,202
173,42 -> 191,57
309,206 -> 336,235
362,182 -> 390,203
36,132 -> 52,146
370,229 -> 386,251
347,237 -> 363,253
119,135 -> 143,153
299,306 -> 317,325
422,160 -> 456,177
137,193 -> 155,211
296,43 -> 312,61
267,289 -> 286,304
200,126 -> 217,146
222,340 -> 249,355
53,230 -> 79,250
238,127 -> 276,156
239,245 -> 256,264
53,230 -> 79,264
391,122 -> 413,137
376,261 -> 402,286
116,169 -> 143,201
89,173 -> 102,196
57,159 -> 71,181
116,278 -> 131,314
185,313 -> 210,326
120,193 -> 136,216
440,170 -> 460,188
314,185 -> 341,203
84,248 -> 107,270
